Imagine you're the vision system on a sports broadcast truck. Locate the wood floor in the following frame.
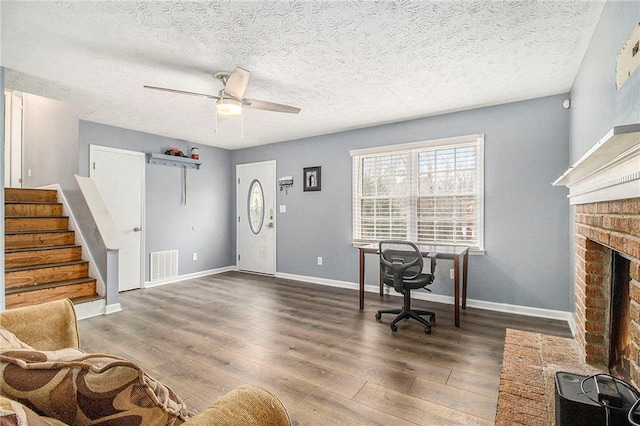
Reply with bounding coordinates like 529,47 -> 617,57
78,271 -> 572,425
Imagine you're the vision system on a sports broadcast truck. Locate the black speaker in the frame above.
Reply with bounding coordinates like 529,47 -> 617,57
555,372 -> 639,426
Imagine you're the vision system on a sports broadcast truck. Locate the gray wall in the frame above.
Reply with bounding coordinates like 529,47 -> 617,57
232,94 -> 571,311
568,1 -> 640,314
79,122 -> 234,280
571,1 -> 640,162
22,93 -> 81,191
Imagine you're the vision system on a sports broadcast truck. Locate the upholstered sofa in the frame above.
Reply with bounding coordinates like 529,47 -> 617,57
0,299 -> 291,426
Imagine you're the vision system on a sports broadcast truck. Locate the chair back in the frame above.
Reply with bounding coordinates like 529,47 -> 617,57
379,240 -> 424,291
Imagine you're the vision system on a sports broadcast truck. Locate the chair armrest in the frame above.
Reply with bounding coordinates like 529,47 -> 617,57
426,252 -> 437,274
0,299 -> 80,351
184,385 -> 291,426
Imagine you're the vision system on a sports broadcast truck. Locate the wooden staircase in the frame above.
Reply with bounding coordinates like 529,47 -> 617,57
4,188 -> 98,309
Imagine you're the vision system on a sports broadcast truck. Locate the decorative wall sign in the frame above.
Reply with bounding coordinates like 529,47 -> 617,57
303,166 -> 321,192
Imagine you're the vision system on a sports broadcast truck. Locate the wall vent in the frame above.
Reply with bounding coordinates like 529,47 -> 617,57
150,250 -> 178,281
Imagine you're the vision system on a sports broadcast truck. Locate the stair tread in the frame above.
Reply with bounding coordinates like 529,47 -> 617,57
4,188 -> 58,203
5,278 -> 96,295
5,215 -> 68,219
71,294 -> 104,304
6,260 -> 89,273
5,229 -> 74,235
5,201 -> 62,204
5,245 -> 80,254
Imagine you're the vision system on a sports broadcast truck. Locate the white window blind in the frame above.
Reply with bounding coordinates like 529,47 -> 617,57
352,134 -> 484,251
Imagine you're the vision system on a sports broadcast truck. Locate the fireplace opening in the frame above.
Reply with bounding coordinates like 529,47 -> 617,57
609,251 -> 632,381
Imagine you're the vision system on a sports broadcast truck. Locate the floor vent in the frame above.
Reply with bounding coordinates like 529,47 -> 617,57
150,250 -> 178,281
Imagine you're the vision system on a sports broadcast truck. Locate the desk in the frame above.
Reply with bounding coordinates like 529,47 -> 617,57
358,244 -> 469,327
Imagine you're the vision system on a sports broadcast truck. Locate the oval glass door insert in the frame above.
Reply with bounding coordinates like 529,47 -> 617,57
248,179 -> 264,235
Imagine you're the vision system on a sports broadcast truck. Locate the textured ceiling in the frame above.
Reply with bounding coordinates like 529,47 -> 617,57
1,1 -> 605,150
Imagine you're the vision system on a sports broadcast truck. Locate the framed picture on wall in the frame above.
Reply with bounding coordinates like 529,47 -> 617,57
303,166 -> 321,192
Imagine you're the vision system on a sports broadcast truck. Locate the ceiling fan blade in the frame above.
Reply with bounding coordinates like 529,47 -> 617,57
144,85 -> 220,100
243,98 -> 301,114
224,67 -> 250,99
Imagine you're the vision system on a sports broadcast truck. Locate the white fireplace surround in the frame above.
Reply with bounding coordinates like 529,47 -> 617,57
553,123 -> 640,205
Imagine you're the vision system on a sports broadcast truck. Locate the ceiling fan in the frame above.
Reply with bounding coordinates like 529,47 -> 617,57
144,66 -> 300,116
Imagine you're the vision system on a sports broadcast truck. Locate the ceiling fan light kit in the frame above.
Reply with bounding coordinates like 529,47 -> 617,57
217,98 -> 242,116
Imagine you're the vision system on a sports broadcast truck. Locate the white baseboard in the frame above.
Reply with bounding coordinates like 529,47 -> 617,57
75,299 -> 106,320
76,300 -> 121,319
276,272 -> 356,290
143,266 -> 235,288
464,298 -> 573,323
105,303 -> 122,315
275,272 -> 573,324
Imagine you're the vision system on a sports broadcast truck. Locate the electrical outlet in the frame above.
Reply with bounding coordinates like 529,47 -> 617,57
317,257 -> 323,266
192,252 -> 198,261
450,269 -> 455,280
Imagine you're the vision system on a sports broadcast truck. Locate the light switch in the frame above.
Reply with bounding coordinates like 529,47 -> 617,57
279,205 -> 286,213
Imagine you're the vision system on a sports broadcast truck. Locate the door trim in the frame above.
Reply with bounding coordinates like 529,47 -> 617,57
236,160 -> 276,275
89,144 -> 146,291
4,91 -> 23,188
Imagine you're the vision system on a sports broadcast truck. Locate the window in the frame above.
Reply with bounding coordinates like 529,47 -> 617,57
248,179 -> 264,235
351,134 -> 484,251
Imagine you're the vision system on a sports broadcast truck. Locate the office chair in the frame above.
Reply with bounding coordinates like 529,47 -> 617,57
375,240 -> 437,334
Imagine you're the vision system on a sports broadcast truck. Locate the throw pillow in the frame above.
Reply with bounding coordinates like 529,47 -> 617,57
0,327 -> 33,350
0,395 -> 54,426
0,348 -> 193,426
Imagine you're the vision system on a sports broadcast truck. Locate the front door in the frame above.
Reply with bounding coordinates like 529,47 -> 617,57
90,145 -> 145,291
236,161 -> 276,275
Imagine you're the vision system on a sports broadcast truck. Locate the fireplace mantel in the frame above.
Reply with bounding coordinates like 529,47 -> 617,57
553,123 -> 640,205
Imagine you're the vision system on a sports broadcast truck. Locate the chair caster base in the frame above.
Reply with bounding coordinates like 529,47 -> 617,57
376,308 -> 436,335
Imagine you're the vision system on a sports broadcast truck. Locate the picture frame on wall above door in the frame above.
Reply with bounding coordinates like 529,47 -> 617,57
303,166 -> 321,192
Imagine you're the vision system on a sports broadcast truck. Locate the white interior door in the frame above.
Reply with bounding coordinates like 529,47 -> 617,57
237,161 -> 276,275
90,145 -> 144,291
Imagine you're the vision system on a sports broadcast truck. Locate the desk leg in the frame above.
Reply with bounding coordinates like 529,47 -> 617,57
359,249 -> 365,310
462,252 -> 468,310
454,256 -> 460,328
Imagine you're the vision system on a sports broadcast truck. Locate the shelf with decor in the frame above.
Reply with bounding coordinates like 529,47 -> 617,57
147,153 -> 201,169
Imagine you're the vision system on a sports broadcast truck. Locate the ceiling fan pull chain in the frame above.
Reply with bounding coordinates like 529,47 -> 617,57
214,106 -> 218,134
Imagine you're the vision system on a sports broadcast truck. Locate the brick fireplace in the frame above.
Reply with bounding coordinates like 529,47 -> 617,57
574,197 -> 640,381
553,124 -> 640,385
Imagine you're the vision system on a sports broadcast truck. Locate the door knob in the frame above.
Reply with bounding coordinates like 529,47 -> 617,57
133,227 -> 142,232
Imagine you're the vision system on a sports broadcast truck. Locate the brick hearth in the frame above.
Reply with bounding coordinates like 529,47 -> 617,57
495,329 -> 601,425
574,197 -> 640,383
